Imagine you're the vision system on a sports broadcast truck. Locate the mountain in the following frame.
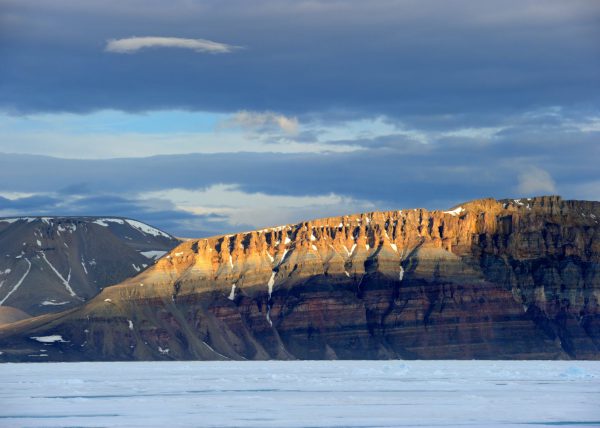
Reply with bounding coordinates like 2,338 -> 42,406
0,217 -> 180,317
0,306 -> 30,325
1,196 -> 599,362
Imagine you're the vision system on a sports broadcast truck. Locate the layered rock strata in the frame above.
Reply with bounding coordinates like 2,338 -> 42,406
1,196 -> 598,361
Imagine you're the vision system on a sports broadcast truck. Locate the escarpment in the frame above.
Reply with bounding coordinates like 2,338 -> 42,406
1,196 -> 599,361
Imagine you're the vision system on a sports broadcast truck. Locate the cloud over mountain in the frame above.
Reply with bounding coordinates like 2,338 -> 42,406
0,0 -> 598,236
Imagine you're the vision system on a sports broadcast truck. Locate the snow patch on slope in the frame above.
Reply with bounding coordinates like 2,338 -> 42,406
40,252 -> 78,298
267,272 -> 276,298
41,300 -> 70,306
92,218 -> 125,227
0,217 -> 36,224
125,220 -> 171,238
444,206 -> 465,216
140,250 -> 167,260
30,335 -> 68,343
94,218 -> 170,238
0,258 -> 31,305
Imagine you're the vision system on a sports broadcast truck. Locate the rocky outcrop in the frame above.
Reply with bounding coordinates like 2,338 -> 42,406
1,196 -> 599,361
0,217 -> 180,316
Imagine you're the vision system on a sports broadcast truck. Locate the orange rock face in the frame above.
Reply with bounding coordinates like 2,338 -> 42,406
1,196 -> 599,361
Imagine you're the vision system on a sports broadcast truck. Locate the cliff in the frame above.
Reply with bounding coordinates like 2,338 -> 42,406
1,196 -> 599,361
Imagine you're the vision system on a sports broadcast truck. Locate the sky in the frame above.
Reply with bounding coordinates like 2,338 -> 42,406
1,0 -> 599,237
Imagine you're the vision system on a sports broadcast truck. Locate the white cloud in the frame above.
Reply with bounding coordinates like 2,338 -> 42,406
315,116 -> 402,142
226,111 -> 299,134
441,126 -> 503,140
105,36 -> 238,54
0,191 -> 37,200
313,117 -> 503,147
0,111 -> 358,159
517,166 -> 556,195
0,130 -> 357,159
140,185 -> 377,231
568,116 -> 600,133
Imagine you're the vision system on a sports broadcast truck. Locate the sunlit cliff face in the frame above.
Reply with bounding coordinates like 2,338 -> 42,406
1,196 -> 599,361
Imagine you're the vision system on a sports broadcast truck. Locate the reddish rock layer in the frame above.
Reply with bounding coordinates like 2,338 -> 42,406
1,196 -> 599,361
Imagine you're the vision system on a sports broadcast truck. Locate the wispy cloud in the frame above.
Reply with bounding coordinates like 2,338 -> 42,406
0,110 -> 360,158
225,111 -> 299,134
517,166 -> 556,195
140,185 -> 377,231
105,36 -> 239,54
3,1 -> 599,115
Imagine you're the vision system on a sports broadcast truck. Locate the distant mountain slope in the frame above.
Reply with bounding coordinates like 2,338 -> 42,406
0,217 -> 179,316
0,306 -> 30,325
1,196 -> 599,362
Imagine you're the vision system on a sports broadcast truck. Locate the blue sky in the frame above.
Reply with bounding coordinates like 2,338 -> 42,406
1,0 -> 599,237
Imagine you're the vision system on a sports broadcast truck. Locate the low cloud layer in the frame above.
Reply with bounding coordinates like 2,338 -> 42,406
105,36 -> 238,54
0,111 -> 597,236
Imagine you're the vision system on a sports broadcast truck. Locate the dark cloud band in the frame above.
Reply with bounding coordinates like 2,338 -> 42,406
1,0 -> 598,117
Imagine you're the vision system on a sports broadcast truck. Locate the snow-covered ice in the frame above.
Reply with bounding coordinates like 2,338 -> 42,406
0,361 -> 598,427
